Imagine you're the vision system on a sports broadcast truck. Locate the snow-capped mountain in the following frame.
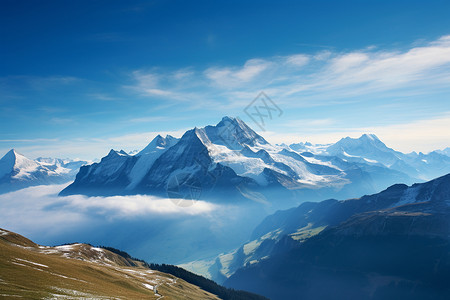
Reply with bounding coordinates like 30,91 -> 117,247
326,133 -> 400,165
0,149 -> 89,194
60,117 -> 424,208
287,141 -> 330,154
436,147 -> 450,157
293,134 -> 450,181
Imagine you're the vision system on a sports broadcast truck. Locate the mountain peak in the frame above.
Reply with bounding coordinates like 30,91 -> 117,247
107,149 -> 117,156
106,149 -> 128,158
360,133 -> 380,141
1,149 -> 32,164
0,149 -> 40,179
0,150 -> 19,177
138,134 -> 179,156
3,148 -> 18,160
337,133 -> 383,146
210,116 -> 268,148
217,116 -> 247,129
220,116 -> 238,123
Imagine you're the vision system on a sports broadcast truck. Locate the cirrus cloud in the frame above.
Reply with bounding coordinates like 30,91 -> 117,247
125,35 -> 450,110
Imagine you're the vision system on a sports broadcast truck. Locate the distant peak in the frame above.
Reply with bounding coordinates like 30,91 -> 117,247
105,149 -> 129,159
2,149 -> 24,161
107,149 -> 117,156
212,116 -> 268,147
0,149 -> 38,178
137,134 -> 179,156
152,134 -> 166,145
221,116 -> 238,122
360,133 -> 379,141
217,116 -> 246,128
339,134 -> 380,143
7,148 -> 19,155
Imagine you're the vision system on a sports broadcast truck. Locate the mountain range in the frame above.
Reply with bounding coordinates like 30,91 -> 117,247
221,173 -> 450,299
58,116 -> 450,211
1,116 -> 450,299
0,149 -> 89,194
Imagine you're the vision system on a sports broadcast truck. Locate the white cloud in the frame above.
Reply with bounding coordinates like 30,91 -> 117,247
328,52 -> 369,73
314,50 -> 332,61
0,184 -> 217,235
125,35 -> 450,110
285,54 -> 310,67
9,36 -> 445,159
126,70 -> 198,101
66,193 -> 216,217
205,58 -> 272,88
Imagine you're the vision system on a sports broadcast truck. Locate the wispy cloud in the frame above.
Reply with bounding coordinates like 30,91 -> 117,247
125,70 -> 194,101
205,58 -> 272,88
0,129 -> 187,160
285,54 -> 310,67
87,93 -> 120,101
124,35 -> 450,110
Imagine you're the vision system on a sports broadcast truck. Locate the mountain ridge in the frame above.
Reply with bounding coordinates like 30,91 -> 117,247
223,173 -> 450,299
0,227 -> 267,300
59,116 -> 444,210
0,149 -> 89,194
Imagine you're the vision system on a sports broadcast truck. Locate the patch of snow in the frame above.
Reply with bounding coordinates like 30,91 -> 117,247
288,142 -> 330,154
14,258 -> 48,268
391,186 -> 420,208
302,156 -> 342,170
363,158 -> 378,163
143,283 -> 154,290
342,151 -> 359,158
11,261 -> 44,272
48,287 -> 109,299
49,272 -> 87,283
54,244 -> 81,251
126,153 -> 163,189
243,239 -> 263,256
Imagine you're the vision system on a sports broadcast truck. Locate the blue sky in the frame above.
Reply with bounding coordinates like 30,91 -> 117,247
1,0 -> 450,159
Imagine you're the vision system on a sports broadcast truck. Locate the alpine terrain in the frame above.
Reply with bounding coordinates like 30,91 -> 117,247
60,117 -> 450,211
0,149 -> 89,194
223,173 -> 450,300
0,227 -> 266,300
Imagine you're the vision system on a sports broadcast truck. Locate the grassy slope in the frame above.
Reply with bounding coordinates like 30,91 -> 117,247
0,228 -> 219,300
